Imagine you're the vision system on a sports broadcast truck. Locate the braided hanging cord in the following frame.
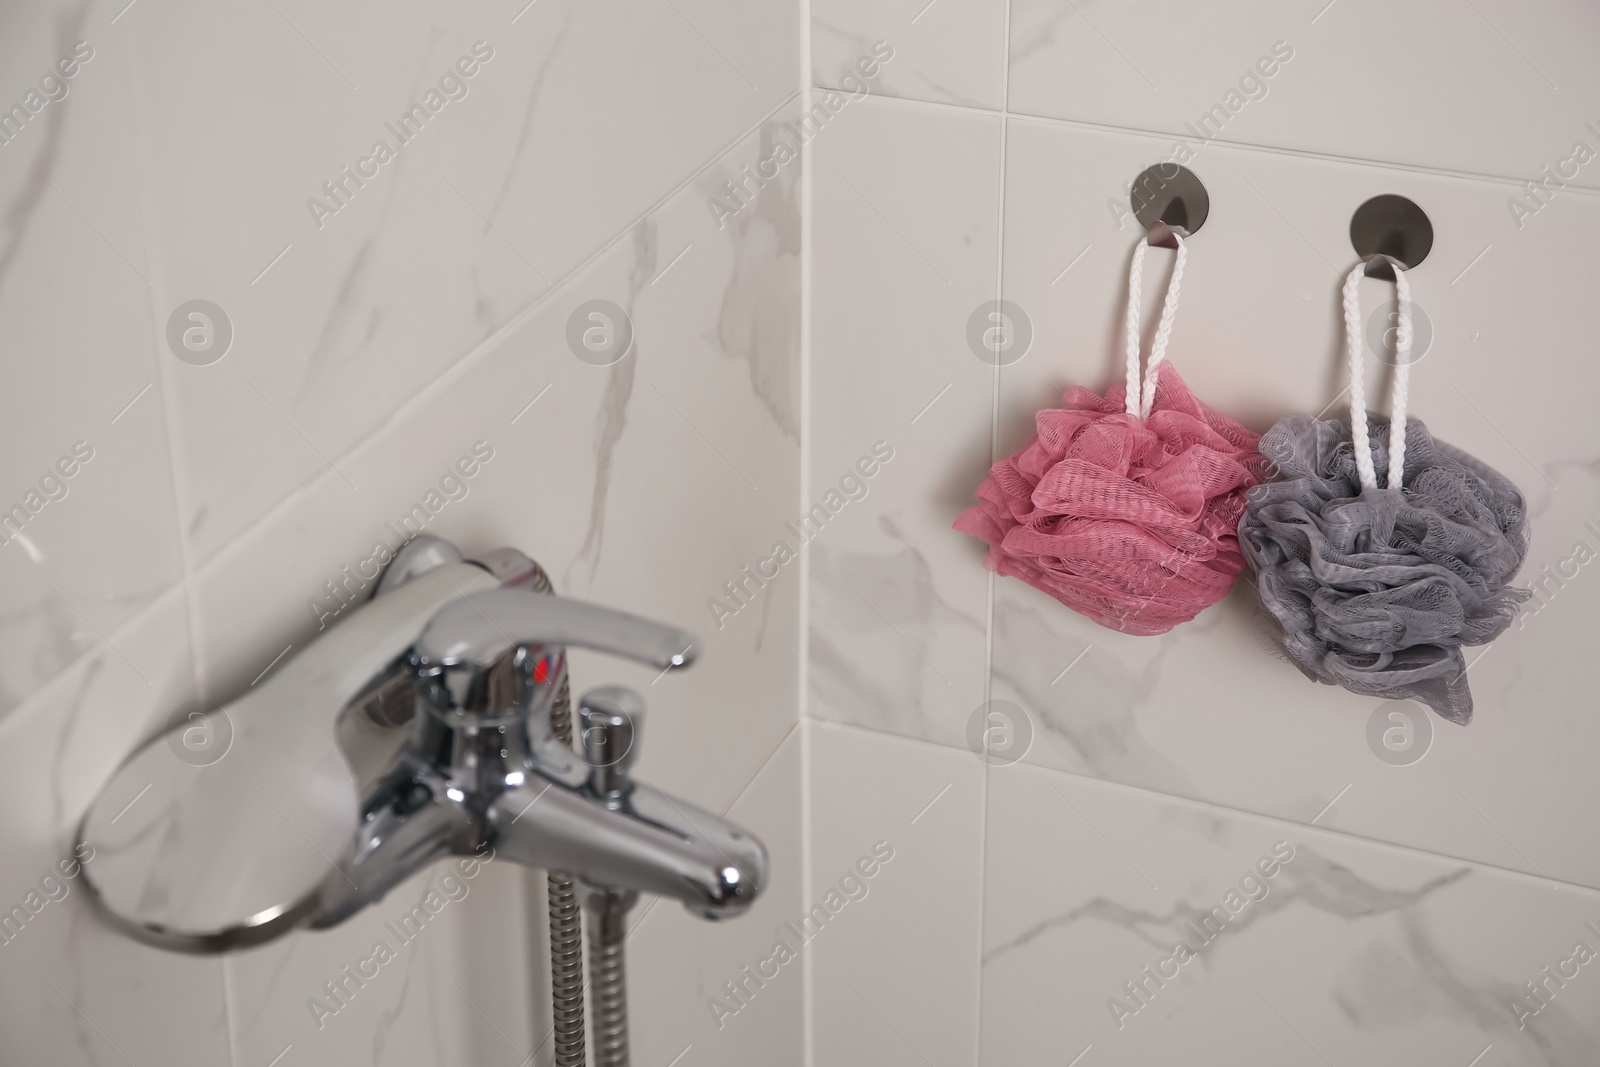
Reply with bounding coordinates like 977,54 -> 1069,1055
1343,258 -> 1413,490
1122,231 -> 1189,420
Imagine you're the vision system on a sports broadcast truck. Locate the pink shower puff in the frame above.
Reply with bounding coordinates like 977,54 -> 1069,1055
955,365 -> 1269,636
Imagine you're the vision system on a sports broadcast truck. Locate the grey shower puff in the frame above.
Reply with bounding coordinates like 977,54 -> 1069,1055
1239,411 -> 1531,724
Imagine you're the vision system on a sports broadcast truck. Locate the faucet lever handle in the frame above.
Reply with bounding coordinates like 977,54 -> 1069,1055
578,686 -> 643,805
409,589 -> 696,719
415,589 -> 696,672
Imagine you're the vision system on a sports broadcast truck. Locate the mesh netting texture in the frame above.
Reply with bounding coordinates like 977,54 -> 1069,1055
1239,411 -> 1531,724
955,366 -> 1269,636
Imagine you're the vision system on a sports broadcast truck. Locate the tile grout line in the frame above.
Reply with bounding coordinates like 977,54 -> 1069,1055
716,719 -> 800,821
975,6 -> 1015,1061
812,80 -> 1600,198
813,719 -> 1600,900
798,9 -> 815,1061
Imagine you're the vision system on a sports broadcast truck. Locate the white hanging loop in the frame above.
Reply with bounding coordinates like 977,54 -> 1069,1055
1343,256 -> 1413,491
1122,226 -> 1188,421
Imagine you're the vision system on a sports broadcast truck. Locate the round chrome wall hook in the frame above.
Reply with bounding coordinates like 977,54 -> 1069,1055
1350,194 -> 1432,280
1131,163 -> 1209,242
1360,253 -> 1407,281
1145,220 -> 1183,250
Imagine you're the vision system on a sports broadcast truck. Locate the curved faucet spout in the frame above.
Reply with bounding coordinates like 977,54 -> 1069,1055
489,778 -> 767,920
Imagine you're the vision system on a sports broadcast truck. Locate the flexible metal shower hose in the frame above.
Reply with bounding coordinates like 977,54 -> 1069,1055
547,675 -> 589,1067
588,900 -> 631,1067
524,563 -> 588,1067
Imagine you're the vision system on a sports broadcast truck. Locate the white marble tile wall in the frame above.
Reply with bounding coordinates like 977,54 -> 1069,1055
0,7 -> 183,720
803,725 -> 1600,1066
807,91 -> 998,750
0,0 -> 803,1063
5,0 -> 1600,1063
807,721 -> 985,1067
982,758 -> 1600,1066
807,2 -> 1600,1064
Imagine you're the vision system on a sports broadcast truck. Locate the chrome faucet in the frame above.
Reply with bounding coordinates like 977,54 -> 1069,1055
78,537 -> 767,953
